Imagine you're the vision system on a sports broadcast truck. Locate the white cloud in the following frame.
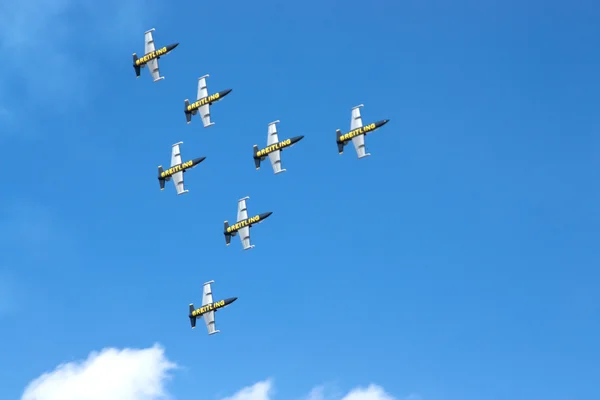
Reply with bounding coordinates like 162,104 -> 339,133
222,379 -> 274,400
221,380 -> 401,400
340,385 -> 395,400
21,346 -> 408,400
21,344 -> 177,400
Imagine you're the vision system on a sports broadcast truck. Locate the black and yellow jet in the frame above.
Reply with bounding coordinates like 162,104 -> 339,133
224,196 -> 272,250
336,104 -> 390,158
189,280 -> 238,335
158,142 -> 205,195
184,74 -> 232,126
132,28 -> 178,82
253,120 -> 304,174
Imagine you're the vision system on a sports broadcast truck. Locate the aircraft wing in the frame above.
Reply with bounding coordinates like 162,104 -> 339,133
202,280 -> 219,335
171,142 -> 188,195
197,75 -> 209,100
266,120 -> 285,174
238,226 -> 253,250
144,29 -> 156,53
350,104 -> 370,158
350,104 -> 364,130
197,75 -> 215,128
236,197 -> 254,250
144,29 -> 163,82
237,196 -> 249,222
198,104 -> 213,127
148,58 -> 162,82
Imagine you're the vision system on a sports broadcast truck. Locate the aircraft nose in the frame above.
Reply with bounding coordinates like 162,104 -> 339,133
263,211 -> 273,219
222,88 -> 233,96
383,119 -> 390,124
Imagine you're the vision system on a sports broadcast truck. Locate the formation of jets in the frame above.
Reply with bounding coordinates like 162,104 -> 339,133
133,28 -> 390,335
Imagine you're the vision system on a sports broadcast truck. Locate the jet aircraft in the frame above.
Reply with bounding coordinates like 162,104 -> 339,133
224,196 -> 272,250
253,120 -> 304,174
336,104 -> 390,158
158,142 -> 206,195
132,28 -> 178,81
189,280 -> 237,335
184,74 -> 232,127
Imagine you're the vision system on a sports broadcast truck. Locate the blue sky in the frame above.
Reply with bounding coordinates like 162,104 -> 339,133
1,0 -> 599,399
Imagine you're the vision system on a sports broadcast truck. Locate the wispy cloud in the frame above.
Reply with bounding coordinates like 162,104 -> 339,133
222,380 -> 275,400
216,379 -> 401,400
20,344 -> 410,400
0,0 -> 159,117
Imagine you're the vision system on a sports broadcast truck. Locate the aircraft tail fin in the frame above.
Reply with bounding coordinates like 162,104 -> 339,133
132,53 -> 141,77
189,304 -> 197,328
158,166 -> 165,190
224,221 -> 231,245
336,129 -> 344,154
253,145 -> 261,169
184,100 -> 192,123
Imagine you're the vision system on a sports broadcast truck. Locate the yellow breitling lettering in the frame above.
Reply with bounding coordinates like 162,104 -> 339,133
227,215 -> 261,233
214,300 -> 225,308
256,139 -> 292,157
187,93 -> 221,112
200,303 -> 214,314
160,161 -> 193,178
139,53 -> 154,64
340,123 -> 376,142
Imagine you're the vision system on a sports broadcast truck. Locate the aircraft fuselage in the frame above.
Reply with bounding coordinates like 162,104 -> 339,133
255,135 -> 304,159
225,212 -> 273,235
185,89 -> 233,115
189,297 -> 238,318
159,157 -> 206,181
337,119 -> 390,144
134,43 -> 179,67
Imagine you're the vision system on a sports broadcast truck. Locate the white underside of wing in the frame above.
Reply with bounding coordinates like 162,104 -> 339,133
350,105 -> 364,130
268,150 -> 285,174
267,123 -> 279,145
351,135 -> 369,158
239,226 -> 253,250
197,76 -> 209,100
172,171 -> 187,194
148,58 -> 162,81
199,104 -> 212,127
144,30 -> 156,53
204,311 -> 217,334
237,198 -> 249,221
